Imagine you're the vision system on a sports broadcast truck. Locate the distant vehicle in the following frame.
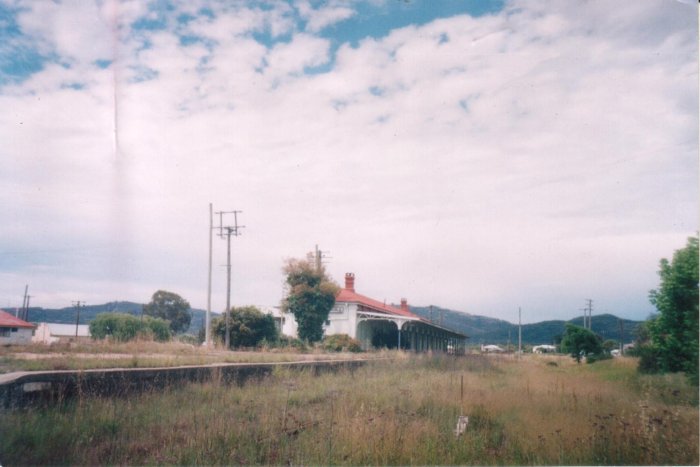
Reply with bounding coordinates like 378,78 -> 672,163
481,344 -> 505,353
532,345 -> 557,354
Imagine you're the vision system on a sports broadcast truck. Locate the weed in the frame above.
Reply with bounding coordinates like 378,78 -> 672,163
0,354 -> 697,465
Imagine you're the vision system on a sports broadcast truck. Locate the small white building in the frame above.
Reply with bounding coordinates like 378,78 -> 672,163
532,344 -> 557,354
0,309 -> 36,345
481,344 -> 505,353
32,323 -> 91,344
276,272 -> 468,352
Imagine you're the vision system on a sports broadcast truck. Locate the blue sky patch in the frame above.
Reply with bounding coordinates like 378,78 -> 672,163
303,61 -> 333,75
0,4 -> 46,85
94,59 -> 112,69
317,0 -> 504,47
128,65 -> 159,83
369,86 -> 385,97
61,82 -> 85,91
0,44 -> 46,86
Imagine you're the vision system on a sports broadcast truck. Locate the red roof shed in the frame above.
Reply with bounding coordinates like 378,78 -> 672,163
0,309 -> 36,328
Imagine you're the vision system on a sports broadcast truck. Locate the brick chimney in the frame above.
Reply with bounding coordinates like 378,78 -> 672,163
344,273 -> 355,292
400,298 -> 408,311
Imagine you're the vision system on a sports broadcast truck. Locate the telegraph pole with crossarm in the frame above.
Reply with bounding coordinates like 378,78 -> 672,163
216,210 -> 244,349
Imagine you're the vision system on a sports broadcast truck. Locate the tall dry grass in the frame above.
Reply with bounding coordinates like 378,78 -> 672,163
0,339 -> 373,373
0,353 -> 697,465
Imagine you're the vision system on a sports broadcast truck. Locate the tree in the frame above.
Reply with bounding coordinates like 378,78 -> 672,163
89,312 -> 171,342
144,316 -> 172,342
282,255 -> 339,343
561,324 -> 603,363
602,339 -> 618,353
647,236 -> 699,384
212,306 -> 278,348
143,290 -> 192,334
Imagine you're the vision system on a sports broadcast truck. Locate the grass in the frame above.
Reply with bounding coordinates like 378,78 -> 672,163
0,340 -> 375,373
0,353 -> 697,465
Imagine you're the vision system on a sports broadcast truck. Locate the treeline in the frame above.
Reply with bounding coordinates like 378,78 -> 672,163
410,306 -> 642,346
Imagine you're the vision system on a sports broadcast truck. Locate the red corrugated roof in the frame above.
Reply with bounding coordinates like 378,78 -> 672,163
336,288 -> 421,319
0,309 -> 36,328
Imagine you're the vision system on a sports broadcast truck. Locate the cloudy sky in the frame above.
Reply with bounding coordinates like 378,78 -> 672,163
1,0 -> 697,323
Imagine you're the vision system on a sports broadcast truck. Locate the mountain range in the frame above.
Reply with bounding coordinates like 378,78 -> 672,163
408,305 -> 642,345
7,302 -> 643,345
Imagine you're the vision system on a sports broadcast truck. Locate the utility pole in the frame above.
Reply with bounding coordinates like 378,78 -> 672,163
585,299 -> 593,330
206,203 -> 213,347
20,285 -> 28,319
618,319 -> 624,355
216,209 -> 244,349
580,299 -> 593,330
24,294 -> 32,321
518,306 -> 522,359
72,301 -> 84,337
314,244 -> 331,272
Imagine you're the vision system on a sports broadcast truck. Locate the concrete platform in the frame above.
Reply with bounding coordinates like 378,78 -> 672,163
0,358 -> 369,409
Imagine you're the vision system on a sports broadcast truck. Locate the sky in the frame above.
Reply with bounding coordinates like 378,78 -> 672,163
0,0 -> 697,324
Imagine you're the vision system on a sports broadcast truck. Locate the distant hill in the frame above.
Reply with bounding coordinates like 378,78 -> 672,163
11,301 -> 213,335
409,305 -> 642,345
8,301 -> 642,344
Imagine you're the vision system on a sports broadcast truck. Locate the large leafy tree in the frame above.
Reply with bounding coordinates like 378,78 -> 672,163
282,255 -> 339,343
143,290 -> 192,334
213,306 -> 278,348
647,236 -> 699,384
561,324 -> 603,363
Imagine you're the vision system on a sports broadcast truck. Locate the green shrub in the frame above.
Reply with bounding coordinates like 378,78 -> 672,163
636,344 -> 662,374
143,316 -> 172,342
89,313 -> 122,340
275,335 -> 309,352
585,352 -> 612,364
89,313 -> 171,342
322,334 -> 363,353
213,306 -> 279,349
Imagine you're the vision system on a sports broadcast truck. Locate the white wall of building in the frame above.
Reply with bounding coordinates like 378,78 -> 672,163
271,302 -> 360,340
323,302 -> 359,338
0,327 -> 34,345
32,323 -> 91,344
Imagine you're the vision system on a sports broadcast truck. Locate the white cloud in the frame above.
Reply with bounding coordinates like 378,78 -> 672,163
264,33 -> 330,80
296,0 -> 356,33
0,0 -> 696,322
15,0 -> 116,65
